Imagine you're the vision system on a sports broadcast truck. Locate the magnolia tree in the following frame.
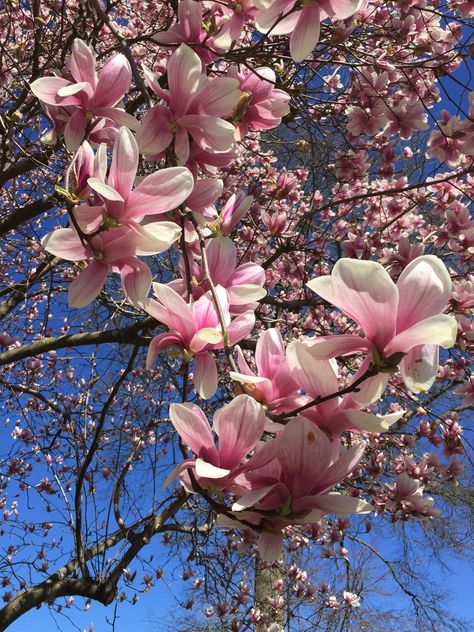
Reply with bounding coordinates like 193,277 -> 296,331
0,0 -> 473,630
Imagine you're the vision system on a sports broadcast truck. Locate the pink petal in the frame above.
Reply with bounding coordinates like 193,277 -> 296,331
169,402 -> 218,461
117,257 -> 152,307
168,44 -> 204,117
396,255 -> 452,331
180,115 -> 236,152
174,127 -> 191,166
193,287 -> 228,331
194,352 -> 218,399
95,107 -> 140,131
312,442 -> 366,494
41,228 -> 89,261
133,221 -> 181,256
228,310 -> 255,345
256,329 -> 285,379
301,493 -> 372,515
92,54 -> 132,108
73,205 -> 104,234
69,260 -> 108,307
229,262 -> 266,287
30,77 -> 72,105
307,259 -> 399,350
206,237 -> 236,285
69,39 -> 97,86
213,395 -> 266,469
152,283 -> 195,340
257,533 -> 284,562
186,178 -> 223,211
290,5 -> 321,62
232,484 -> 278,511
64,110 -> 88,151
278,418 -> 333,498
192,78 -> 240,117
108,127 -> 138,198
304,334 -> 370,359
135,105 -> 173,155
146,332 -> 183,369
126,167 -> 194,218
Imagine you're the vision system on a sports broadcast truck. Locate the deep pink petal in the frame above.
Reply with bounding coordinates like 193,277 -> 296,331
69,39 -> 97,86
64,110 -> 88,151
151,283 -> 195,340
146,332 -> 183,368
206,237 -> 236,285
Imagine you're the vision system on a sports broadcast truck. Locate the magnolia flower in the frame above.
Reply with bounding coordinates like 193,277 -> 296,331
165,395 -> 266,489
306,256 -> 457,395
231,417 -> 371,561
145,283 -> 255,398
137,44 -> 240,165
230,329 -> 303,413
255,0 -> 364,63
30,39 -> 137,150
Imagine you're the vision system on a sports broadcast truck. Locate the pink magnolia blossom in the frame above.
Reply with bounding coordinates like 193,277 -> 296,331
306,256 -> 457,395
80,126 -> 194,232
30,39 -> 137,150
230,417 -> 371,561
171,237 -> 266,314
230,329 -> 303,413
217,191 -> 254,235
255,0 -> 364,62
166,394 -> 266,489
229,66 -> 290,140
41,225 -> 169,308
145,283 -> 255,398
153,0 -> 220,65
211,0 -> 260,50
136,44 -> 240,165
286,340 -> 405,432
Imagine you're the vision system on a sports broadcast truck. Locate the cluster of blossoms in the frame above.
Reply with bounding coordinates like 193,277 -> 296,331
0,0 -> 469,622
28,24 -> 462,565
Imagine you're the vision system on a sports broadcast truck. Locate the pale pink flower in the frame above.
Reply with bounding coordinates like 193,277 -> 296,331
230,329 -> 303,413
165,394 -> 266,489
145,283 -> 255,398
231,417 -> 371,561
41,226 -> 161,308
229,66 -> 290,140
30,39 -> 137,150
171,237 -> 266,314
255,0 -> 364,62
136,44 -> 240,165
306,256 -> 457,395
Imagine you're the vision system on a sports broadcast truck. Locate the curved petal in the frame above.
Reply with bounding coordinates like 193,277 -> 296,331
152,283 -> 195,339
307,259 -> 399,349
68,260 -> 108,307
136,106 -> 173,155
333,409 -> 404,434
206,237 -> 236,285
69,39 -> 97,86
108,127 -> 138,198
117,257 -> 152,307
294,493 -> 373,515
227,310 -> 255,346
64,110 -> 88,151
195,459 -> 230,479
396,255 -> 452,330
257,532 -> 284,562
194,352 -> 218,399
41,228 -> 88,261
213,395 -> 266,469
400,344 -> 439,393
255,329 -> 285,379
133,221 -> 181,256
126,167 -> 194,218
305,334 -> 370,359
290,5 -> 320,62
30,77 -> 73,105
168,44 -> 204,117
192,77 -> 240,117
146,332 -> 182,368
169,401 -> 218,461
385,315 -> 457,355
93,53 -> 132,108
